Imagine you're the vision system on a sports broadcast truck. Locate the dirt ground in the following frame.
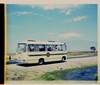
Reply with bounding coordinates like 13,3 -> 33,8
6,56 -> 97,81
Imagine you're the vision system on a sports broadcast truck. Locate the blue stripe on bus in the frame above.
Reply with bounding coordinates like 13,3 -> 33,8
28,53 -> 67,56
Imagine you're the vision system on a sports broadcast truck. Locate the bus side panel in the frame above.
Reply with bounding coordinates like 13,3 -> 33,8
26,51 -> 67,63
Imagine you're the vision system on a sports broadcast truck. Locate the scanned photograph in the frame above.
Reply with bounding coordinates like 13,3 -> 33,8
6,4 -> 98,82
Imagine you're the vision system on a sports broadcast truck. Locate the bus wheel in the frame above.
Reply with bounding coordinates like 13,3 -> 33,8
61,56 -> 66,62
38,59 -> 44,65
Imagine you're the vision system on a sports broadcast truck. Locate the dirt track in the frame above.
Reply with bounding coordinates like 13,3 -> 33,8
6,56 -> 97,80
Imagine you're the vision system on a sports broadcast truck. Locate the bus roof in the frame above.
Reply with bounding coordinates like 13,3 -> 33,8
18,40 -> 65,45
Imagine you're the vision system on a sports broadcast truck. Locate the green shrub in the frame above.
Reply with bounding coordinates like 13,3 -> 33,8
43,72 -> 55,80
40,65 -> 97,81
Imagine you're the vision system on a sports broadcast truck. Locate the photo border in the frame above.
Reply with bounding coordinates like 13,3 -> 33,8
1,0 -> 99,85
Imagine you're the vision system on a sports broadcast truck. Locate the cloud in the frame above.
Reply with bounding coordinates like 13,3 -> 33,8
16,4 -> 83,17
31,4 -> 81,10
60,9 -> 73,15
59,32 -> 81,39
47,32 -> 55,35
10,11 -> 45,18
65,16 -> 88,22
33,13 -> 44,17
31,5 -> 82,15
10,11 -> 32,16
31,4 -> 83,16
65,9 -> 72,15
71,16 -> 88,22
17,4 -> 82,10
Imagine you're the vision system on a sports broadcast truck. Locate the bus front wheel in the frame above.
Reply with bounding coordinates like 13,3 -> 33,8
38,58 -> 44,65
61,56 -> 66,62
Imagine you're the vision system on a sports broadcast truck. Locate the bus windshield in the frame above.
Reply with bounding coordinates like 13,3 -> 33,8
17,43 -> 27,53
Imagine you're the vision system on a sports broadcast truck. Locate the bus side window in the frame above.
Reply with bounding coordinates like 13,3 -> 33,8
55,45 -> 58,51
39,45 -> 45,51
48,47 -> 52,51
28,44 -> 34,52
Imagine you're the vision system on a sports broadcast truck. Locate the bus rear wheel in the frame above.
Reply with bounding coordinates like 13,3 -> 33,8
38,59 -> 44,65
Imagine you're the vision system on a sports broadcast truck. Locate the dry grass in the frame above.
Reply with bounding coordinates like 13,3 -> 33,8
67,51 -> 97,56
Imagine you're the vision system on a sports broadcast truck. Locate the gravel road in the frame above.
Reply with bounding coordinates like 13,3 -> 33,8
6,55 -> 97,81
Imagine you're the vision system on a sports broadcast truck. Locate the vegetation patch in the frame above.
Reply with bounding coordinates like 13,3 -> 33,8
39,65 -> 97,81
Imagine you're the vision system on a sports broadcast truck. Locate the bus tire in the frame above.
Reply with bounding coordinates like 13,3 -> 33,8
61,56 -> 66,62
38,58 -> 44,65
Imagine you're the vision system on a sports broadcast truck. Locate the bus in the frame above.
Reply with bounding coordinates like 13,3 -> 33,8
10,40 -> 67,65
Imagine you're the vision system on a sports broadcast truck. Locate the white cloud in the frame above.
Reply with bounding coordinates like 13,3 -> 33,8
33,13 -> 45,17
10,11 -> 32,16
10,11 -> 45,18
16,4 -> 83,17
47,32 -> 55,35
17,4 -> 82,10
65,9 -> 72,15
30,4 -> 82,16
59,32 -> 81,39
71,16 -> 88,22
65,16 -> 88,22
31,4 -> 81,10
60,9 -> 73,15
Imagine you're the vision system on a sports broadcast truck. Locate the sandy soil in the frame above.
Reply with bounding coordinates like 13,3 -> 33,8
6,56 -> 97,81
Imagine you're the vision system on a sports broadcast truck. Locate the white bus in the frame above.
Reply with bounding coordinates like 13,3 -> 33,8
11,40 -> 67,65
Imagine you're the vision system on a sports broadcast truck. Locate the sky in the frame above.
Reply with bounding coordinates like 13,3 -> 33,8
6,4 -> 97,53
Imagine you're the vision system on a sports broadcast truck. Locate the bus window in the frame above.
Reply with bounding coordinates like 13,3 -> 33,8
28,44 -> 35,52
56,44 -> 67,51
46,45 -> 57,51
52,45 -> 57,51
60,44 -> 67,51
46,45 -> 52,51
57,45 -> 61,51
38,45 -> 45,51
